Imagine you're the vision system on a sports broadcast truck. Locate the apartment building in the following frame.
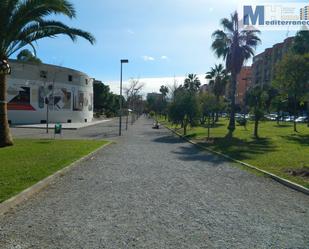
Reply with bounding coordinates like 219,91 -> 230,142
252,37 -> 294,86
236,67 -> 252,106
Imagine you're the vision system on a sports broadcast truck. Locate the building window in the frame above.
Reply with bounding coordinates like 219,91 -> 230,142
68,75 -> 73,82
40,71 -> 47,79
85,79 -> 88,85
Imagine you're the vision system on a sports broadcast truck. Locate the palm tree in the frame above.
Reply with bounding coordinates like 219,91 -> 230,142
211,11 -> 260,135
184,74 -> 201,93
159,85 -> 169,100
205,64 -> 229,121
0,0 -> 95,147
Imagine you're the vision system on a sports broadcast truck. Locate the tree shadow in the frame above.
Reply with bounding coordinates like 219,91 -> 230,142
172,145 -> 225,165
35,140 -> 53,144
197,137 -> 276,162
274,124 -> 292,128
152,135 -> 185,144
281,134 -> 309,146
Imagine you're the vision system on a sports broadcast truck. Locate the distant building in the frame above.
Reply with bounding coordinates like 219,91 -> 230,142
7,60 -> 93,124
300,6 -> 309,20
147,92 -> 162,100
200,84 -> 211,93
252,37 -> 294,86
236,67 -> 252,106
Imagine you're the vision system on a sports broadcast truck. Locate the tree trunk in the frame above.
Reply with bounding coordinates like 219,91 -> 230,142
183,121 -> 187,136
254,118 -> 259,139
215,95 -> 219,122
293,96 -> 297,132
277,110 -> 280,125
0,73 -> 13,147
207,116 -> 210,139
227,72 -> 237,135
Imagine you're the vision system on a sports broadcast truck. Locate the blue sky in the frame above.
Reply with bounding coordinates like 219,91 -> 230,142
18,0 -> 305,93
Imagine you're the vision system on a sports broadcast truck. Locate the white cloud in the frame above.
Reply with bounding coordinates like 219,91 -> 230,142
160,55 -> 169,60
142,55 -> 155,61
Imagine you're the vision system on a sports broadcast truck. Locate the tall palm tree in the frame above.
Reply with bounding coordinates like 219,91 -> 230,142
211,11 -> 260,135
0,0 -> 95,147
205,64 -> 229,121
184,74 -> 201,93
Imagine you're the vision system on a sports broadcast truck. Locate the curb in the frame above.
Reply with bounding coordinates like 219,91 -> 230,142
163,125 -> 309,196
0,141 -> 113,216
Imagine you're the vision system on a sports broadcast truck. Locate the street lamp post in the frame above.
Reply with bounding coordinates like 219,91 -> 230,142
119,59 -> 129,136
45,97 -> 49,134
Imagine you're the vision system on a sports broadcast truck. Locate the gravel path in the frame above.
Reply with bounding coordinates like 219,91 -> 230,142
1,117 -> 309,249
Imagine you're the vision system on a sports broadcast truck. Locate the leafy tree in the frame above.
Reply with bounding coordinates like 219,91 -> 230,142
146,93 -> 164,116
168,87 -> 200,136
184,74 -> 201,93
293,31 -> 309,55
0,0 -> 95,147
159,85 -> 169,119
205,64 -> 229,121
17,49 -> 42,64
211,11 -> 260,135
293,31 -> 309,126
199,93 -> 217,139
245,85 -> 272,138
270,94 -> 288,125
273,53 -> 309,132
93,81 -> 122,117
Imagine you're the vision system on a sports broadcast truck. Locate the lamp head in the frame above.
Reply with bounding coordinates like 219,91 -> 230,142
121,59 -> 129,64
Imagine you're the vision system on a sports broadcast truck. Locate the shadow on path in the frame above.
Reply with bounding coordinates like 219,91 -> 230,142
172,145 -> 224,164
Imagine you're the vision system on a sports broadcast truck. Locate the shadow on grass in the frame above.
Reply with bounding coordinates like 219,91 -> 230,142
197,137 -> 277,162
274,124 -> 293,128
281,134 -> 309,146
36,141 -> 53,145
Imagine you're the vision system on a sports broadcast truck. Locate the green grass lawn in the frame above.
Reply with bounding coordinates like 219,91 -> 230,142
160,118 -> 309,188
0,139 -> 108,203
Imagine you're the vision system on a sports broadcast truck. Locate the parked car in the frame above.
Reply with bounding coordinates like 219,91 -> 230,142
283,116 -> 294,122
265,113 -> 278,121
295,116 -> 308,123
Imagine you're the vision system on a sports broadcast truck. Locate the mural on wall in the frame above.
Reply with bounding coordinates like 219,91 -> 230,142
7,83 -> 91,112
72,89 -> 91,112
53,88 -> 72,111
38,86 -> 45,109
7,86 -> 36,111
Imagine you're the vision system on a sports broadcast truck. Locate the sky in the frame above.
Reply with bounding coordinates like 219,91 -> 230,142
17,0 -> 307,95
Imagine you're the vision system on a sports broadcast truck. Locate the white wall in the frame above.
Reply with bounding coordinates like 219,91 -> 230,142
7,61 -> 93,124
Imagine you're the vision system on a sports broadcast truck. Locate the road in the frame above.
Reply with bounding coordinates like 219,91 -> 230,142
10,118 -> 121,140
1,117 -> 309,248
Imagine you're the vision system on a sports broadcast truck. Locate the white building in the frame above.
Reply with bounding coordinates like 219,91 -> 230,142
7,60 -> 93,124
300,6 -> 309,20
